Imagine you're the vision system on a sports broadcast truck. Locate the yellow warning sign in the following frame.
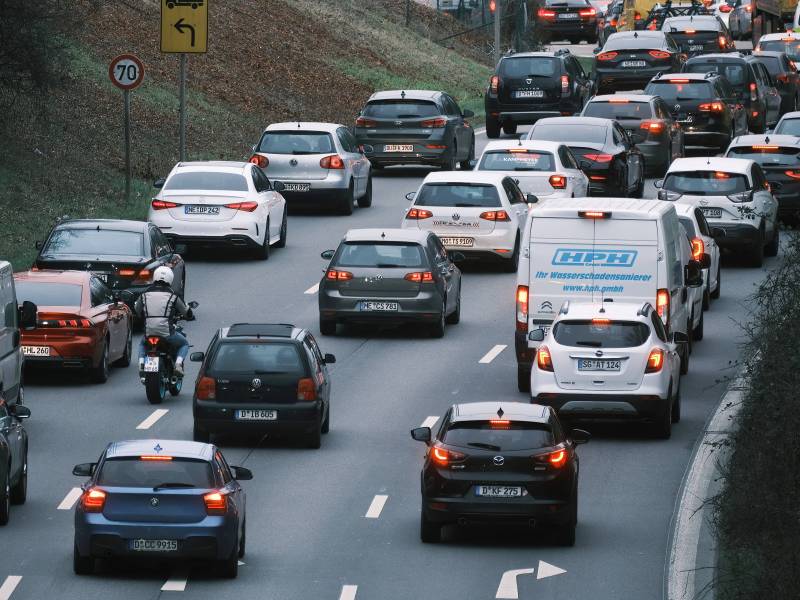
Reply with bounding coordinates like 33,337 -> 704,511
161,0 -> 208,53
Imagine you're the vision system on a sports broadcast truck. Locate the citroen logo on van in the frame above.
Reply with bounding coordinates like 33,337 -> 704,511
493,456 -> 505,466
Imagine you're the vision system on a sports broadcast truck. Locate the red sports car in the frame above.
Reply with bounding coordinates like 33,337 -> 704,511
13,271 -> 133,383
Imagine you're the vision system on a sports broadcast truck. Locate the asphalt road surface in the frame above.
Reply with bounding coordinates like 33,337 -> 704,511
1,127 -> 778,600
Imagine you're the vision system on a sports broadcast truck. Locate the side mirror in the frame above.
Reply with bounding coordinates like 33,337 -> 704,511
117,290 -> 135,305
189,351 -> 205,362
405,192 -> 417,201
710,227 -> 726,238
468,159 -> 478,170
231,466 -> 253,481
771,181 -> 783,190
272,180 -> 285,192
324,353 -> 336,364
463,109 -> 475,118
526,193 -> 539,204
321,249 -> 335,260
34,240 -> 43,250
18,301 -> 37,330
630,132 -> 645,144
672,331 -> 690,344
570,428 -> 591,445
579,160 -> 592,171
654,179 -> 664,189
449,251 -> 466,263
700,253 -> 711,269
410,426 -> 432,443
593,46 -> 602,54
528,328 -> 545,342
153,178 -> 166,189
685,260 -> 703,287
188,301 -> 199,309
72,463 -> 96,477
9,404 -> 30,420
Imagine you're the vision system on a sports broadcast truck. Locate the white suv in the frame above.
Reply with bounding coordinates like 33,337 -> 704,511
529,300 -> 685,438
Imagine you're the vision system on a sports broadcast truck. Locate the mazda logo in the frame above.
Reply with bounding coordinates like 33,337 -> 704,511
493,456 -> 505,466
290,159 -> 298,166
150,497 -> 159,508
452,213 -> 461,221
251,378 -> 262,389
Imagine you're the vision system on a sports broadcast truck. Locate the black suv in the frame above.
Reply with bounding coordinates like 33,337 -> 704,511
485,50 -> 594,138
594,30 -> 685,94
644,72 -> 747,151
191,323 -> 335,449
535,0 -> 598,44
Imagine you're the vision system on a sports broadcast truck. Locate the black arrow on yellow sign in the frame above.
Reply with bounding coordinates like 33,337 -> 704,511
174,18 -> 196,47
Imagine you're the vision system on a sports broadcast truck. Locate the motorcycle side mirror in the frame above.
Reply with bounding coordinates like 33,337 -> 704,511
189,352 -> 205,362
321,249 -> 335,260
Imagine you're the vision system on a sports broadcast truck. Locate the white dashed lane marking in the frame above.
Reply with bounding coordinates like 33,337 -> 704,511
479,344 -> 507,364
161,571 -> 188,592
136,409 -> 169,430
57,487 -> 82,510
0,576 -> 22,600
304,282 -> 320,295
339,585 -> 358,600
364,494 -> 388,519
420,416 -> 438,429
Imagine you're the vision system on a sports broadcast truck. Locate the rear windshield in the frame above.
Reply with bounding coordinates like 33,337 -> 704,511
257,131 -> 334,155
679,217 -> 698,238
545,0 -> 590,5
663,18 -> 719,32
415,183 -> 501,207
362,100 -> 439,119
442,421 -> 554,451
500,57 -> 558,78
727,146 -> 800,166
756,55 -> 781,77
604,34 -> 665,50
335,242 -> 426,268
209,342 -> 305,375
479,150 -> 556,171
164,172 -> 249,192
645,81 -> 713,101
663,171 -> 749,195
96,457 -> 214,488
583,101 -> 653,120
775,118 -> 800,136
530,123 -> 607,144
43,229 -> 144,257
14,282 -> 82,307
684,62 -> 746,86
757,39 -> 800,60
553,319 -> 650,347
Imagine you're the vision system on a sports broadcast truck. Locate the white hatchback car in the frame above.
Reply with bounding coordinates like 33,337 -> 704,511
150,161 -> 287,260
675,202 -> 722,311
657,157 -> 778,267
474,140 -> 589,200
529,300 -> 684,439
402,171 -> 531,271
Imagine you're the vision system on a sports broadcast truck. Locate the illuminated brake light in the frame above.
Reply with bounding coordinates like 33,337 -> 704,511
420,117 -> 448,128
224,201 -> 259,212
146,336 -> 161,347
656,288 -> 670,329
325,269 -> 353,281
597,51 -> 618,61
634,10 -> 641,19
139,455 -> 173,461
355,116 -> 377,128
82,488 -> 106,513
249,154 -> 268,169
196,376 -> 216,400
785,170 -> 800,179
608,98 -> 630,103
669,78 -> 690,83
718,35 -> 727,48
118,269 -> 137,276
561,74 -> 569,95
685,29 -> 696,34
649,50 -> 671,59
645,348 -> 664,373
405,208 -> 433,219
578,210 -> 611,219
320,155 -> 345,169
549,174 -> 567,189
691,236 -> 705,261
699,102 -> 725,112
297,378 -> 317,401
404,271 -> 434,283
640,120 -> 665,133
490,75 -> 500,94
751,145 -> 778,150
490,419 -> 511,427
750,82 -> 758,102
151,200 -> 179,210
583,153 -> 613,162
204,491 -> 228,515
536,346 -> 554,372
430,445 -> 465,467
547,449 -> 567,468
479,210 -> 511,221
516,285 -> 528,332
579,7 -> 596,17
538,8 -> 556,18
591,318 -> 611,325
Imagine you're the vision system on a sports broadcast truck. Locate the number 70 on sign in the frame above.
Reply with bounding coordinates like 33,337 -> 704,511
108,54 -> 145,90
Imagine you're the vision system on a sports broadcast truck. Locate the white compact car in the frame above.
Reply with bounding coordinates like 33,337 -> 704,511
774,110 -> 800,135
657,157 -> 778,267
529,300 -> 684,439
402,171 -> 531,271
675,202 -> 722,311
150,161 -> 287,260
474,140 -> 589,200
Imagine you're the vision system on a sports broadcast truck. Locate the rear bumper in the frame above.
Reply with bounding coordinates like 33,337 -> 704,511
23,356 -> 93,369
150,213 -> 262,245
682,128 -> 729,148
20,333 -> 100,367
711,222 -> 760,248
596,67 -> 665,90
531,392 -> 668,420
485,100 -> 582,124
319,289 -> 444,324
422,494 -> 574,526
360,137 -> 451,167
281,188 -> 351,205
194,400 -> 322,434
165,233 -> 261,249
539,20 -> 596,36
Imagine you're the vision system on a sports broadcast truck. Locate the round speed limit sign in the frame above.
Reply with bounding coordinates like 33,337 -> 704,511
109,54 -> 145,91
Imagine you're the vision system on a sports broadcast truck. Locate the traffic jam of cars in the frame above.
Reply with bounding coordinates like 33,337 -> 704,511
1,0 -> 797,594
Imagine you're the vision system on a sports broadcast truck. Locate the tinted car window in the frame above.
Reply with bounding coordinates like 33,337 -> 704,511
478,151 -> 556,171
335,242 -> 425,268
164,172 -> 249,191
209,342 -> 305,375
584,101 -> 653,119
531,123 -> 608,143
14,282 -> 82,306
500,57 -> 558,78
727,145 -> 800,165
663,171 -> 749,194
757,55 -> 782,77
415,183 -> 501,207
775,118 -> 800,135
442,421 -> 554,451
553,320 -> 651,347
685,61 -> 747,86
43,229 -> 144,256
645,80 -> 714,101
97,457 -> 214,488
257,131 -> 334,154
362,101 -> 439,119
604,33 -> 666,50
663,16 -> 720,31
758,39 -> 800,60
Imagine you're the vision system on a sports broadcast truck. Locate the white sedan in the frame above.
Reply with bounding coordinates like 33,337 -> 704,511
150,161 -> 287,260
474,140 -> 589,200
675,201 -> 722,310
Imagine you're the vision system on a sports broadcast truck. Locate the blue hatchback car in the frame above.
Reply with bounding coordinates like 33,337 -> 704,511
72,439 -> 252,578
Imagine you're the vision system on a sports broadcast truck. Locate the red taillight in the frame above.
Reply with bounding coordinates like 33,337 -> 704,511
561,74 -> 569,95
151,200 -> 179,210
404,271 -> 434,283
648,50 -> 671,59
490,75 -> 500,94
405,208 -> 433,220
745,3 -> 752,10
82,488 -> 106,513
356,116 -> 377,128
420,117 -> 448,128
430,445 -> 465,466
224,201 -> 259,212
146,336 -> 161,347
538,8 -> 556,18
579,210 -> 611,219
718,35 -> 727,48
640,120 -> 665,133
699,101 -> 725,112
583,153 -> 613,162
785,170 -> 800,179
320,155 -> 345,169
479,210 -> 510,221
534,448 -> 569,468
750,82 -> 758,102
720,3 -> 732,11
516,285 -> 528,332
579,7 -> 596,17
634,10 -> 641,19
549,174 -> 567,189
325,269 -> 353,281
656,288 -> 670,329
646,348 -> 664,373
119,268 -> 150,282
46,318 -> 93,328
297,378 -> 317,401
597,51 -> 618,61
203,491 -> 228,515
249,154 -> 268,169
134,269 -> 152,283
691,237 -> 704,261
536,345 -> 554,372
196,376 -> 216,400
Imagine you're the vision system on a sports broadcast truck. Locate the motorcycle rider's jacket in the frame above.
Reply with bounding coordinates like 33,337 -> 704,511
134,283 -> 191,337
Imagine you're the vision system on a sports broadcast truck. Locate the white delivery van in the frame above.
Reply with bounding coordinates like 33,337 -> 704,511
514,198 -> 704,392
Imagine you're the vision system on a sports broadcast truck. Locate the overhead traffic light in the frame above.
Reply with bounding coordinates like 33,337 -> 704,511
489,0 -> 496,13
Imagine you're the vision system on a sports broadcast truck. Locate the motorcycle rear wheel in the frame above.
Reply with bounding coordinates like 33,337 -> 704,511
145,371 -> 166,404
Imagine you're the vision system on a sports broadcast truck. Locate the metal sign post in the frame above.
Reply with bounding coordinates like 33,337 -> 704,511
494,0 -> 501,66
109,54 -> 145,202
179,54 -> 187,161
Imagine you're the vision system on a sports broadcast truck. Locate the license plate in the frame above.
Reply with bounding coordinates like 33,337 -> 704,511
22,346 -> 49,357
384,144 -> 413,152
359,301 -> 399,311
282,183 -> 311,192
439,237 -> 474,247
185,205 -> 221,215
515,90 -> 544,99
236,409 -> 277,421
144,357 -> 159,372
476,485 -> 523,498
701,208 -> 722,218
558,12 -> 579,18
130,539 -> 178,552
577,358 -> 621,371
621,60 -> 646,68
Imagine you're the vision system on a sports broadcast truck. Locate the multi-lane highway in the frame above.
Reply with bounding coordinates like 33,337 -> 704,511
0,123 -> 778,600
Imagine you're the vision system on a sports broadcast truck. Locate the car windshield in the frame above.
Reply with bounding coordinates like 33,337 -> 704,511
679,217 -> 698,238
14,282 -> 82,306
257,131 -> 334,155
645,81 -> 713,101
96,457 -> 214,488
209,342 -> 305,375
478,150 -> 556,171
758,39 -> 800,60
553,319 -> 650,347
164,172 -> 249,191
684,62 -> 746,87
530,123 -> 607,143
500,57 -> 558,78
415,183 -> 501,207
362,100 -> 440,119
756,55 -> 782,76
727,146 -> 800,166
775,118 -> 800,136
583,101 -> 653,120
43,229 -> 144,257
604,34 -> 665,50
335,242 -> 425,268
442,421 -> 554,451
663,171 -> 749,195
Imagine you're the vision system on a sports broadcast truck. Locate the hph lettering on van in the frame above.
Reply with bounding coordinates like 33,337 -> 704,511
551,248 -> 638,268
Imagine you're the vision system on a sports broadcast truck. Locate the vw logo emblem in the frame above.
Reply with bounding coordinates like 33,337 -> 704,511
525,77 -> 533,85
493,456 -> 505,466
251,378 -> 262,389
395,120 -> 403,126
150,497 -> 159,508
674,104 -> 681,112
290,158 -> 298,166
452,213 -> 461,221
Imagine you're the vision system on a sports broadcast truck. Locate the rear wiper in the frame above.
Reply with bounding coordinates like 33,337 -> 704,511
396,114 -> 421,119
152,482 -> 195,491
374,263 -> 404,268
255,370 -> 289,374
575,341 -> 602,347
291,151 -> 316,155
467,442 -> 502,451
454,203 -> 480,207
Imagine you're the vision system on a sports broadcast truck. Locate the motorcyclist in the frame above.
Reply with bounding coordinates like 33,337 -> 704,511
134,266 -> 193,376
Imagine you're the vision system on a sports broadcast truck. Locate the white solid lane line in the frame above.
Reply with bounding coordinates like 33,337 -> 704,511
304,282 -> 320,295
136,408 -> 169,430
339,585 -> 358,600
0,576 -> 22,600
161,572 -> 188,592
479,344 -> 507,364
364,494 -> 388,519
420,416 -> 439,429
57,487 -> 82,510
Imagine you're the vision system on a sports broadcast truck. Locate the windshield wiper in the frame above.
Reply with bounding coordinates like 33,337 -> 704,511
152,482 -> 195,491
467,442 -> 502,451
374,263 -> 405,268
575,341 -> 602,347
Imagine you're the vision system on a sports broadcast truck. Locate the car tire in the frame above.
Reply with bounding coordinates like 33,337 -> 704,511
90,340 -> 110,384
420,507 -> 442,543
357,175 -> 373,208
254,220 -> 271,260
486,116 -> 501,139
503,123 -> 518,135
440,149 -> 457,172
0,468 -> 9,526
503,238 -> 520,273
710,263 -> 721,299
672,380 -> 682,424
320,318 -> 336,336
114,324 -> 133,368
307,416 -> 322,449
749,228 -> 764,268
238,519 -> 246,558
632,168 -> 645,198
693,309 -> 704,341
217,552 -> 238,579
321,403 -> 330,434
430,302 -> 447,338
702,285 -> 710,311
679,342 -> 689,375
654,387 -> 673,439
193,422 -> 210,443
371,162 -> 384,170
556,498 -> 577,547
518,365 -> 531,393
275,210 -> 288,248
460,138 -> 475,170
765,223 -> 779,257
445,286 -> 461,325
10,446 -> 26,505
340,183 -> 355,215
73,543 -> 95,575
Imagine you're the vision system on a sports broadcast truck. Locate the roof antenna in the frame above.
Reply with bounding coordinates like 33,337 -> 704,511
599,291 -> 606,312
381,232 -> 386,239
765,135 -> 770,144
401,90 -> 406,99
297,122 -> 301,128
634,31 -> 638,38
497,407 -> 504,418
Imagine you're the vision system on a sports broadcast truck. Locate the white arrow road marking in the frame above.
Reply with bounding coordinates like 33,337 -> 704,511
136,408 -> 168,430
339,585 -> 358,600
304,282 -> 320,295
161,571 -> 188,592
238,560 -> 245,566
479,344 -> 507,364
420,416 -> 439,429
57,487 -> 82,510
364,494 -> 388,519
496,568 -> 535,599
0,576 -> 22,600
536,560 -> 567,580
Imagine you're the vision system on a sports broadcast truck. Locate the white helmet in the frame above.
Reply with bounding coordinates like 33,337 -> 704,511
152,266 -> 174,286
